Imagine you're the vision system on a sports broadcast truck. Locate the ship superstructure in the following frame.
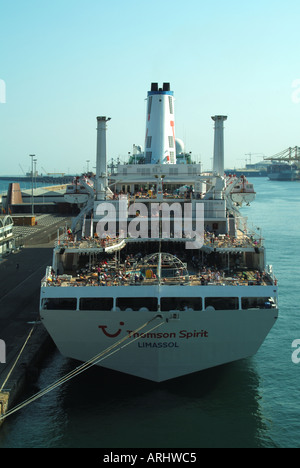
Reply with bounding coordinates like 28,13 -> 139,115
40,83 -> 278,382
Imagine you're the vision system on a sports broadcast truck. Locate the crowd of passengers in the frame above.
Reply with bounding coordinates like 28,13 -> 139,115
49,247 -> 269,287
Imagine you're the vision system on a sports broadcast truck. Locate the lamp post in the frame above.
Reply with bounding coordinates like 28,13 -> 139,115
34,158 -> 37,188
29,154 -> 35,216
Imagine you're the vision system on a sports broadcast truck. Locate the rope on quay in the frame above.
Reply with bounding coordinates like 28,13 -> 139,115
0,315 -> 165,422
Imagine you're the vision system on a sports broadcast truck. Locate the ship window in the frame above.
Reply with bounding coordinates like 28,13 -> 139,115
205,297 -> 239,310
168,136 -> 174,148
116,297 -> 158,311
242,297 -> 275,309
169,167 -> 178,175
146,136 -> 152,148
161,297 -> 202,311
80,298 -> 113,310
42,298 -> 77,310
145,152 -> 152,164
168,96 -> 173,114
147,96 -> 152,115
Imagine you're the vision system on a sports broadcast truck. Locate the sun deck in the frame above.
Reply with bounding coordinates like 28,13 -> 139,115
42,263 -> 275,288
42,215 -> 275,294
54,229 -> 263,254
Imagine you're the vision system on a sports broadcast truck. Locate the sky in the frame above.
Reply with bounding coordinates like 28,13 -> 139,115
1,0 -> 300,175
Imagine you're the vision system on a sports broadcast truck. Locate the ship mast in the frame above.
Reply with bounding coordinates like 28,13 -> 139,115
96,116 -> 111,201
212,115 -> 227,177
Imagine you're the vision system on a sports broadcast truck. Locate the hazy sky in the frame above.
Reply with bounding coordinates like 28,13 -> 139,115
1,0 -> 300,175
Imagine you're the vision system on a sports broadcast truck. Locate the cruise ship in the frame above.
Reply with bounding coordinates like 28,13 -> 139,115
39,83 -> 278,382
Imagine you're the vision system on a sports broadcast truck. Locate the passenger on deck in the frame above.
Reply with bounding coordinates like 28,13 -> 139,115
139,273 -> 144,282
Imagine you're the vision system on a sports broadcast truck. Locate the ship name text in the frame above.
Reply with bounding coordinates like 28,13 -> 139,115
138,342 -> 179,348
128,329 -> 208,340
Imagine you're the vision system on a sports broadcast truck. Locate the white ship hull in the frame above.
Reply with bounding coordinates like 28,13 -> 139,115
41,308 -> 277,382
40,285 -> 278,382
231,192 -> 256,205
64,193 -> 89,204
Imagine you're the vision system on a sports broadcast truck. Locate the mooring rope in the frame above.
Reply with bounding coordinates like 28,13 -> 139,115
0,315 -> 165,422
0,321 -> 38,393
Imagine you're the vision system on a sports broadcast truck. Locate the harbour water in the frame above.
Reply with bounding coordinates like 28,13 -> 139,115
0,179 -> 57,194
0,178 -> 300,448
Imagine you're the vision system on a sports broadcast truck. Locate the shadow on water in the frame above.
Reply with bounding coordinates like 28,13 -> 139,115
13,348 -> 276,449
64,358 -> 226,400
0,345 -> 278,448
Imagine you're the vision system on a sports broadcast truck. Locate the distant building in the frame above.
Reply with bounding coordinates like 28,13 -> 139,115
2,183 -> 77,215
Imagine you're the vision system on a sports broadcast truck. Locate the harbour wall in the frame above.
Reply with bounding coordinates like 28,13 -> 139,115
0,214 -> 71,425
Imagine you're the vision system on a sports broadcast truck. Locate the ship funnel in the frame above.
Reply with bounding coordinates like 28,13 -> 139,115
212,115 -> 227,176
144,83 -> 176,165
96,116 -> 111,200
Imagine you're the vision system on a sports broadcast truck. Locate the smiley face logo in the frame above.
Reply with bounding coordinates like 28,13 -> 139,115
98,322 -> 125,338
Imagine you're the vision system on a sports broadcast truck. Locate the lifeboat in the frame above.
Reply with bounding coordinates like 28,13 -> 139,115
64,176 -> 94,204
229,175 -> 256,206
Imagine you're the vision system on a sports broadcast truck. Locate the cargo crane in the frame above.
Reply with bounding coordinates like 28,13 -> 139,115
19,164 -> 26,175
264,146 -> 300,164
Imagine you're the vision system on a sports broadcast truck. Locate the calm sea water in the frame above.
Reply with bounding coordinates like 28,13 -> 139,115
0,177 -> 300,448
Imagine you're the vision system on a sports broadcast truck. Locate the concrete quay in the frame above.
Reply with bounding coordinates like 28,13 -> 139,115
0,215 -> 71,424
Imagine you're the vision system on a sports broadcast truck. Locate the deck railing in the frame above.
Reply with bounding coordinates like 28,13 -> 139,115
42,270 -> 275,288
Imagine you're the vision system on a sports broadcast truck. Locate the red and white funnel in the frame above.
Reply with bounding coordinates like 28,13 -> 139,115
144,83 -> 176,165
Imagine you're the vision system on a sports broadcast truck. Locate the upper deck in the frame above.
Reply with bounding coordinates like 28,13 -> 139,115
42,268 -> 274,288
41,251 -> 278,313
42,240 -> 275,290
53,229 -> 263,255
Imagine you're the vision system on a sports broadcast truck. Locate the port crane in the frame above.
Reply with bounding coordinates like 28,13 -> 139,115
19,164 -> 26,175
264,147 -> 300,166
